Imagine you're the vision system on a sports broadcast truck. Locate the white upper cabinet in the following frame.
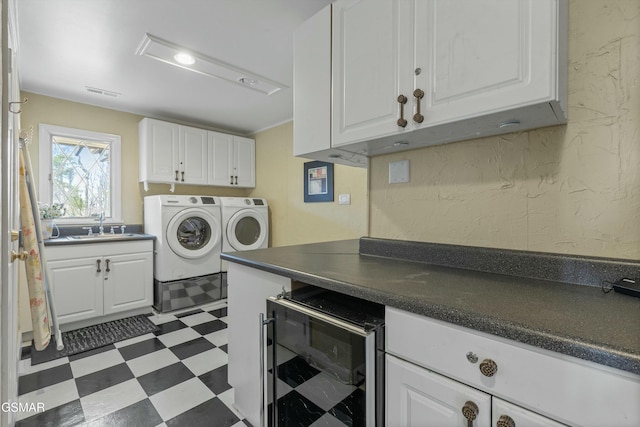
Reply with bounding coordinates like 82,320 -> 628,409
178,125 -> 208,185
208,131 -> 234,186
208,132 -> 255,188
139,118 -> 207,185
332,0 -> 406,147
233,136 -> 256,188
139,117 -> 255,189
293,4 -> 368,168
331,0 -> 567,156
138,118 -> 179,183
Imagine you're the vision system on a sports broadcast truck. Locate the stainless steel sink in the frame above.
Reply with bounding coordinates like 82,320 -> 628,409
67,233 -> 140,240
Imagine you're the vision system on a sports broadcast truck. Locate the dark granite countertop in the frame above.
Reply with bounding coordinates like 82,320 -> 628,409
221,239 -> 640,375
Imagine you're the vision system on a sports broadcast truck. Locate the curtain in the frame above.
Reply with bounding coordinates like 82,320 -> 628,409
18,149 -> 51,350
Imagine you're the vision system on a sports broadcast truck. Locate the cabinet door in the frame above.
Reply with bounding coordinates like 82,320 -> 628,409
227,263 -> 292,427
332,0 -> 412,146
493,398 -> 566,427
139,118 -> 179,182
233,136 -> 255,188
48,258 -> 103,324
208,131 -> 234,186
415,0 -> 558,126
386,354 -> 491,427
179,126 -> 208,185
293,4 -> 331,156
103,252 -> 153,315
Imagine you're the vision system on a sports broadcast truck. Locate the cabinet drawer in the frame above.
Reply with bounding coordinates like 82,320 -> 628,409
386,307 -> 640,427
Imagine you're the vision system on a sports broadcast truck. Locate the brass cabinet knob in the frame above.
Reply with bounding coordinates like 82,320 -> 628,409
479,358 -> 498,377
497,415 -> 515,427
462,400 -> 479,424
10,250 -> 28,262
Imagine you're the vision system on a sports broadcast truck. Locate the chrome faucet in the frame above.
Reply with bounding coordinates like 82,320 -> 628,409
95,211 -> 105,235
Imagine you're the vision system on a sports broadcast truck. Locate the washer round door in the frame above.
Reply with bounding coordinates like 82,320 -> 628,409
166,208 -> 221,259
226,209 -> 267,250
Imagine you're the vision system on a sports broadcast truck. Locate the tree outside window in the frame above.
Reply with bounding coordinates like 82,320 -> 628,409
39,124 -> 121,224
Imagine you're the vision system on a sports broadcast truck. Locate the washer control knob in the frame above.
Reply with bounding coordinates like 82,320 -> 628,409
189,197 -> 197,204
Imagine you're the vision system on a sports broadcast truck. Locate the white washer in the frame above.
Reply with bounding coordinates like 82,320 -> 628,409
220,197 -> 269,271
144,195 -> 222,282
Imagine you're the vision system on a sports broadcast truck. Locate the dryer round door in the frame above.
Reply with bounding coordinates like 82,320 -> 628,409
226,209 -> 267,250
166,208 -> 221,259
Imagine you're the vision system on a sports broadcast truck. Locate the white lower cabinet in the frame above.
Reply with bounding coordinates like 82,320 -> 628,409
226,262 -> 291,427
492,398 -> 566,427
386,307 -> 640,427
386,354 -> 491,427
47,257 -> 103,324
47,241 -> 153,325
102,252 -> 153,315
387,355 -> 563,427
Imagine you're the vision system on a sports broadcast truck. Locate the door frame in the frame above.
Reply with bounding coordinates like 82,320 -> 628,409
1,1 -> 22,425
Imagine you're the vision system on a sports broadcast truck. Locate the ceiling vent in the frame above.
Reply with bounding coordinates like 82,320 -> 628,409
86,87 -> 121,98
135,33 -> 287,96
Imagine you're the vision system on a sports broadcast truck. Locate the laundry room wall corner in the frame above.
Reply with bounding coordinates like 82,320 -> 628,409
250,121 -> 368,247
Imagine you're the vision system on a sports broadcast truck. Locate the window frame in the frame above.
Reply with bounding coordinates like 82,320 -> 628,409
38,123 -> 122,225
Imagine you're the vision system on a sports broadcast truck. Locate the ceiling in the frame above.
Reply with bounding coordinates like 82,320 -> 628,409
15,0 -> 332,135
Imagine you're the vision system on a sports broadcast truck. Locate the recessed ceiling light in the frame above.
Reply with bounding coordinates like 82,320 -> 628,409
174,53 -> 195,65
136,33 -> 287,95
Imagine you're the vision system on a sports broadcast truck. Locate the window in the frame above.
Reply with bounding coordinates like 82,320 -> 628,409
39,124 -> 121,224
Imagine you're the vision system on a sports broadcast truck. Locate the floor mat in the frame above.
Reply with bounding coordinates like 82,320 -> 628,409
30,314 -> 158,365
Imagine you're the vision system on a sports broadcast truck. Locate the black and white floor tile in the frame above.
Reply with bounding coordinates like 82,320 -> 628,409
16,301 -> 251,427
267,345 -> 364,426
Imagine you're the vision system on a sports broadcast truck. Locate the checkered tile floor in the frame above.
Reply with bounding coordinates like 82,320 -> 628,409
16,301 -> 251,427
267,343 -> 365,426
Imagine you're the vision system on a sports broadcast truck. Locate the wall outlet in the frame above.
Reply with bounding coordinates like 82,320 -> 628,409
338,194 -> 351,205
389,160 -> 410,184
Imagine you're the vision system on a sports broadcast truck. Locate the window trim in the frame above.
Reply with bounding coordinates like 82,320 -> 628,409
38,124 -> 122,225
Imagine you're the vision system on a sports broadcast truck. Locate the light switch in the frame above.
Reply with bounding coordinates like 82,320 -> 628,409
338,194 -> 351,205
389,160 -> 410,184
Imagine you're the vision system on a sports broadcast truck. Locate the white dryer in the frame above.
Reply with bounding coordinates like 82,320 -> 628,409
144,195 -> 222,282
219,197 -> 269,271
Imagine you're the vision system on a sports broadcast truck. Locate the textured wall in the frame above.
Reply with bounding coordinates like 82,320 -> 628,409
251,122 -> 368,247
369,0 -> 640,259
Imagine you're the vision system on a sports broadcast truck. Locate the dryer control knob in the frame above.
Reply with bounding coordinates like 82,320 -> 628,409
189,197 -> 197,204
244,199 -> 251,205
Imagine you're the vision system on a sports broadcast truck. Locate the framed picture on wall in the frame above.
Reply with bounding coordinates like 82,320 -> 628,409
304,161 -> 334,203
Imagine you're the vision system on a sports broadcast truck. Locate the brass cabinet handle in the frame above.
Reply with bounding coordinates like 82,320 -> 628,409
10,250 -> 28,263
175,170 -> 179,181
96,259 -> 102,273
11,230 -> 19,242
462,401 -> 479,427
181,171 -> 185,182
397,95 -> 408,127
497,414 -> 515,427
105,259 -> 111,272
413,88 -> 424,123
479,358 -> 498,377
